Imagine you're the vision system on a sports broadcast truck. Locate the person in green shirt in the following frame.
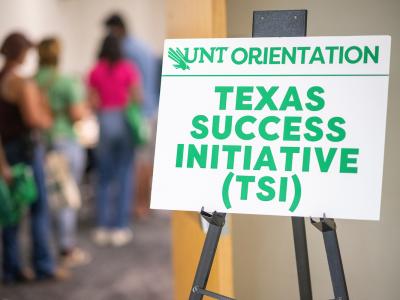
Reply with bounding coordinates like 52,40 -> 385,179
35,37 -> 90,267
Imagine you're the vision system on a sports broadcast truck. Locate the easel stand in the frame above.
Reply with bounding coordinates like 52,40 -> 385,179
189,209 -> 235,300
189,9 -> 349,300
189,210 -> 349,300
292,216 -> 313,299
311,217 -> 349,300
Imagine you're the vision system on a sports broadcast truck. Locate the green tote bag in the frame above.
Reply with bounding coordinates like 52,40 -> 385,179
0,164 -> 37,227
124,102 -> 149,145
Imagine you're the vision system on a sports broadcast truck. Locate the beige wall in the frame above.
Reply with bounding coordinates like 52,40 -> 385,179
227,0 -> 400,299
0,0 -> 165,75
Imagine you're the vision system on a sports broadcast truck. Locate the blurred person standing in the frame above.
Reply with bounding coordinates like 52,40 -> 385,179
88,34 -> 142,247
0,32 -> 66,283
35,37 -> 91,267
104,13 -> 159,218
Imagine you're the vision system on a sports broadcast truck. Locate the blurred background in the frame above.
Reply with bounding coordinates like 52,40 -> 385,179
0,1 -> 168,300
0,0 -> 165,76
0,0 -> 399,300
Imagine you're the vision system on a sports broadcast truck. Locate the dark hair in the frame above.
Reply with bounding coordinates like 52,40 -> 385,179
104,13 -> 126,31
98,34 -> 122,63
38,37 -> 61,66
0,32 -> 33,61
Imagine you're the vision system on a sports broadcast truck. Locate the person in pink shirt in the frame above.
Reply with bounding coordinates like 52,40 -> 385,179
88,34 -> 141,247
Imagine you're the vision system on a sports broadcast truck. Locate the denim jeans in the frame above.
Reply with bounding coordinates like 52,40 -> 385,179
96,111 -> 135,229
2,140 -> 55,281
53,138 -> 86,252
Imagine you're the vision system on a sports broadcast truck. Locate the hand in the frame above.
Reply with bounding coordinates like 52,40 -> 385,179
0,165 -> 13,185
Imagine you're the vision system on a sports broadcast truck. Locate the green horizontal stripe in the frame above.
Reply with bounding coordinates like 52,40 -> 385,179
162,74 -> 388,77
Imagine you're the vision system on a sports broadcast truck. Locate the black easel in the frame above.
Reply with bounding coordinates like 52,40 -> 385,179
189,209 -> 234,300
311,216 -> 349,300
253,10 -> 314,300
189,10 -> 349,300
253,10 -> 313,300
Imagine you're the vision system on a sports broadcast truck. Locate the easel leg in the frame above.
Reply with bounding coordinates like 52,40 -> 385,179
292,217 -> 313,300
252,10 -> 313,299
189,209 -> 235,300
312,217 -> 349,300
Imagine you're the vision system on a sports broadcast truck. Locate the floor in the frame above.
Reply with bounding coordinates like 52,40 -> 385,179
0,212 -> 173,300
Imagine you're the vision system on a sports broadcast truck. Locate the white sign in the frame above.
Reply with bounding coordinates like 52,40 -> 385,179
151,36 -> 391,220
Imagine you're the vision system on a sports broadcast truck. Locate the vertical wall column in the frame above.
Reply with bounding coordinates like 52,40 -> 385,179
165,1 -> 233,299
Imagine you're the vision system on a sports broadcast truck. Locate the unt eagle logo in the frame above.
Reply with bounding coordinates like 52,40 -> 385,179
168,48 -> 190,70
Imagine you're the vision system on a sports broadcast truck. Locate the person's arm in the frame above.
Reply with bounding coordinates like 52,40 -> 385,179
0,140 -> 12,184
69,89 -> 91,121
19,79 -> 53,130
130,85 -> 143,105
128,62 -> 143,105
69,102 -> 90,122
66,78 -> 91,122
87,66 -> 102,111
87,88 -> 100,111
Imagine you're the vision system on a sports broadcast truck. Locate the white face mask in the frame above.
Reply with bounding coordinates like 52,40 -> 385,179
15,49 -> 38,77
